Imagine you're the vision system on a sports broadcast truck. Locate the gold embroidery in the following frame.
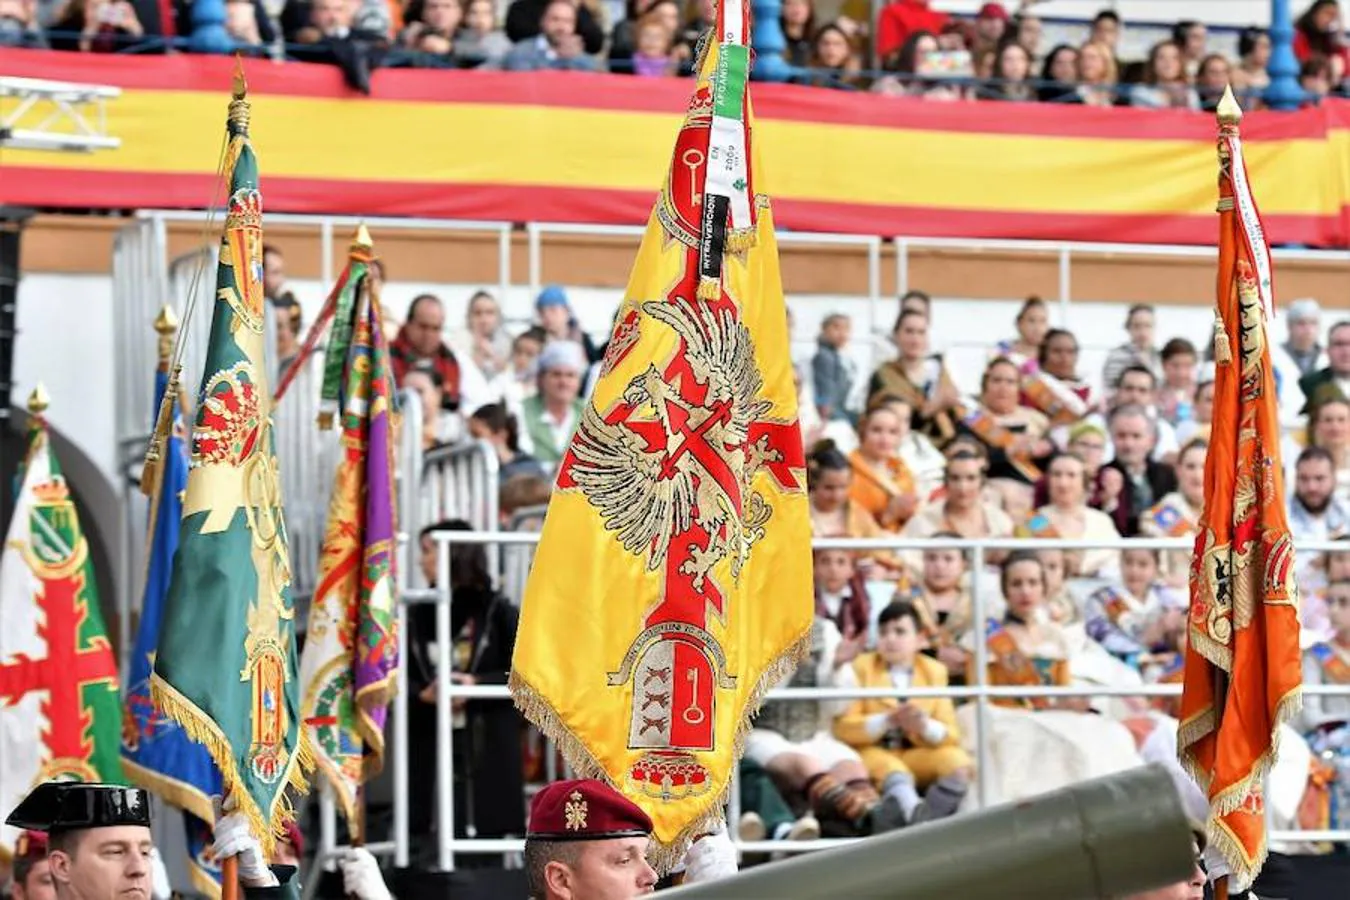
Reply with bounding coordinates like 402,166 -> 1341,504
564,791 -> 588,831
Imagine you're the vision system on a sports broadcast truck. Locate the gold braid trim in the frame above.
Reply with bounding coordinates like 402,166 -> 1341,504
725,229 -> 757,254
509,626 -> 810,874
150,672 -> 315,856
696,277 -> 722,300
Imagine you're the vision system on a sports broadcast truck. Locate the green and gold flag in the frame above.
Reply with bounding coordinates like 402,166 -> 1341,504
151,72 -> 311,851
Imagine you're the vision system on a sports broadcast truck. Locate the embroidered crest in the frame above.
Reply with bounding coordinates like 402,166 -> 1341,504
193,362 -> 262,468
565,791 -> 587,831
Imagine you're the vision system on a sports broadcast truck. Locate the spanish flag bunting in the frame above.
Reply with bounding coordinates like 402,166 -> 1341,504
1178,86 -> 1302,890
509,0 -> 812,868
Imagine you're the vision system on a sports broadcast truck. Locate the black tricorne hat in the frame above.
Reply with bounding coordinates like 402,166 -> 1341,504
6,783 -> 151,834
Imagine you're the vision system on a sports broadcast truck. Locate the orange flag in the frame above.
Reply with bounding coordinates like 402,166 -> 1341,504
1178,87 -> 1302,889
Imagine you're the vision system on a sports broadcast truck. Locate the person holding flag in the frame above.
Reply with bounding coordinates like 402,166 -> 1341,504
150,63 -> 311,893
1178,86 -> 1303,900
0,388 -> 125,857
121,304 -> 225,897
509,0 -> 812,869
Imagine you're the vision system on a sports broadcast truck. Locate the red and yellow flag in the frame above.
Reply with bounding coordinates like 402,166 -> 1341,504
509,0 -> 811,867
1178,88 -> 1303,889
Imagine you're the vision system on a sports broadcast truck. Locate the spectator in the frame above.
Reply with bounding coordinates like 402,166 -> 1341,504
1038,546 -> 1077,625
505,0 -> 604,55
607,0 -> 658,70
872,29 -> 939,96
1083,548 -> 1182,663
1130,40 -> 1198,109
901,447 -> 1015,560
514,339 -> 586,467
624,6 -> 679,75
1111,364 -> 1179,461
262,244 -> 296,306
1309,397 -> 1350,502
399,0 -> 469,63
812,312 -> 856,424
490,327 -> 545,411
1294,0 -> 1350,80
1102,304 -> 1161,389
1009,12 -> 1041,60
808,442 -> 906,580
1022,452 -> 1121,578
960,356 -> 1052,491
1297,576 -> 1350,806
796,22 -> 861,89
49,0 -> 143,52
1172,19 -> 1207,77
290,0 -> 390,93
969,1 -> 1006,57
1076,40 -> 1119,106
467,402 -> 548,484
1234,26 -> 1272,94
848,401 -> 919,533
390,293 -> 463,411
834,600 -> 972,830
452,290 -> 511,389
906,537 -> 977,681
779,0 -> 814,67
499,472 -> 552,528
1088,8 -> 1121,54
1038,43 -> 1080,102
1290,446 -> 1350,554
272,298 -> 301,378
972,552 -> 1077,710
867,309 -> 960,443
875,0 -> 946,64
0,0 -> 45,45
404,364 -> 455,448
1157,337 -> 1198,426
534,284 -> 601,362
1300,320 -> 1350,414
1175,368 -> 1214,446
994,295 -> 1049,368
979,40 -> 1034,101
1301,54 -> 1336,101
1140,438 -> 1206,585
1100,403 -> 1177,537
874,395 -> 947,498
1024,328 -> 1095,426
410,519 -> 524,845
456,0 -> 511,67
224,0 -> 264,46
1276,298 -> 1327,381
1195,53 -> 1232,112
503,0 -> 600,71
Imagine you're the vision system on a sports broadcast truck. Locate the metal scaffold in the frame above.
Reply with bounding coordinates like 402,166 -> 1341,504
0,76 -> 120,153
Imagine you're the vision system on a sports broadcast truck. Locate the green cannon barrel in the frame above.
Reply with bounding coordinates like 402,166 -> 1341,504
665,764 -> 1196,900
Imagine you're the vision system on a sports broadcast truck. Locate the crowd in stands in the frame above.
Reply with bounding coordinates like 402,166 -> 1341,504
5,0 -> 1350,105
259,235 -> 1350,863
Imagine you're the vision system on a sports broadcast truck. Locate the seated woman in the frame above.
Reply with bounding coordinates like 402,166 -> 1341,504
833,601 -> 973,829
468,402 -> 548,484
992,295 -> 1049,372
866,309 -> 962,444
1296,578 -> 1350,833
900,448 -> 1014,570
1302,540 -> 1350,648
808,442 -> 906,580
969,551 -> 1081,711
905,535 -> 978,684
1020,328 -> 1098,428
848,401 -> 921,532
1083,548 -> 1186,665
873,395 -> 946,498
1020,453 -> 1122,579
1139,438 -> 1207,585
1308,397 -> 1350,504
1038,547 -> 1079,626
956,357 -> 1053,497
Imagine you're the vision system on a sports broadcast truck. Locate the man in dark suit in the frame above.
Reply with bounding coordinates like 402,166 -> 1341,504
1299,320 -> 1350,415
1098,404 -> 1177,537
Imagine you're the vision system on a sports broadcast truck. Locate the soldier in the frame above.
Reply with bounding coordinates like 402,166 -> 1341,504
5,783 -> 153,900
9,831 -> 55,900
523,778 -> 659,900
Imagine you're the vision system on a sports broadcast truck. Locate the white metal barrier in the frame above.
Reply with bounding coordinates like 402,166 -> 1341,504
312,531 -> 1350,876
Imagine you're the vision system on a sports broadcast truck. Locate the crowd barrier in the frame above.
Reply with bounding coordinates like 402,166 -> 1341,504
303,530 -> 1350,880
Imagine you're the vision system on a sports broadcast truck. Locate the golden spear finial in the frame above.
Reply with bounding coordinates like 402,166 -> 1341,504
27,383 -> 49,416
1216,84 -> 1243,127
353,223 -> 373,249
154,304 -> 180,364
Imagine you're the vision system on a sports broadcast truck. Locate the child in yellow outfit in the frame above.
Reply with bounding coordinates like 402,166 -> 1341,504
833,600 -> 973,829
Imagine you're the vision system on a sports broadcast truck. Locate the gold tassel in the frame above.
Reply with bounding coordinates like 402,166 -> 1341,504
696,276 -> 721,300
1213,315 -> 1232,365
316,411 -> 335,431
726,229 -> 757,253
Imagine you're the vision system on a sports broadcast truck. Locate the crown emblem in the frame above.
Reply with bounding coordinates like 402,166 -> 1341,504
193,362 -> 262,468
226,188 -> 263,231
564,790 -> 587,831
32,477 -> 71,505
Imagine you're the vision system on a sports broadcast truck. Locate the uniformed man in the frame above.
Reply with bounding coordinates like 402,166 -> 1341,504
210,797 -> 301,900
9,831 -> 55,900
5,783 -> 153,900
523,778 -> 659,900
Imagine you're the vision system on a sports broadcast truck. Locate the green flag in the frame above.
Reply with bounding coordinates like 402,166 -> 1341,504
1,389 -> 124,854
151,75 -> 311,851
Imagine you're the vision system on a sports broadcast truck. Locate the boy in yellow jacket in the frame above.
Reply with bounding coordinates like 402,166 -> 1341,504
834,600 -> 973,829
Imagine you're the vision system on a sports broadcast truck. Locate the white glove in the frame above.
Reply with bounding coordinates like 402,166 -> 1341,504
338,848 -> 392,900
211,795 -> 277,888
149,846 -> 173,900
681,820 -> 738,885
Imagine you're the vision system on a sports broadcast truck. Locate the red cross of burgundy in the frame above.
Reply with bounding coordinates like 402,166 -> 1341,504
0,570 -> 118,763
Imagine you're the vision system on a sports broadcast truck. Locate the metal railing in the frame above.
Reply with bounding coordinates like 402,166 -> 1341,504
303,531 -> 1350,876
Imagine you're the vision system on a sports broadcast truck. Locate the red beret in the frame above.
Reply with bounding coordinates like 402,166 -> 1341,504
13,831 -> 49,884
282,818 -> 304,858
527,779 -> 652,841
977,2 -> 1008,20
